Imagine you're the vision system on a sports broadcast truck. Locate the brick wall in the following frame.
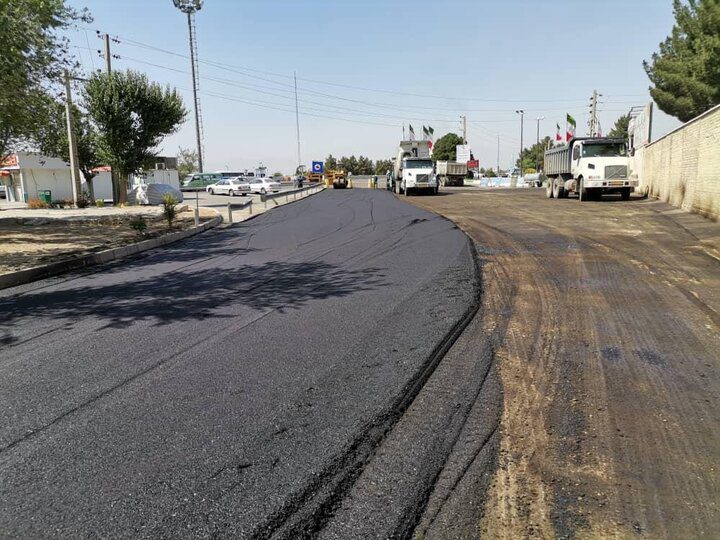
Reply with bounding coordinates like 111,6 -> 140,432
636,104 -> 720,220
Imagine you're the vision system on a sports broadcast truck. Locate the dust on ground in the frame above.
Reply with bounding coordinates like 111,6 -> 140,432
408,188 -> 720,539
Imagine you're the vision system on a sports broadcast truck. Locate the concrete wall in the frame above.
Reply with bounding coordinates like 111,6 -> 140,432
636,104 -> 720,220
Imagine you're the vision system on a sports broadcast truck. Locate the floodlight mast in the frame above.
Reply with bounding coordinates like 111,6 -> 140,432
173,0 -> 205,172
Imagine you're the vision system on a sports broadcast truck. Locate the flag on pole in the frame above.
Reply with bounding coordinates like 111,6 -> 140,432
555,123 -> 562,141
428,126 -> 434,149
566,113 -> 576,141
422,126 -> 428,140
409,124 -> 415,141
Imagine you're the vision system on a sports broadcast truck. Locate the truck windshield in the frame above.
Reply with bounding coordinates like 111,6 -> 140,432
582,144 -> 626,157
404,159 -> 433,169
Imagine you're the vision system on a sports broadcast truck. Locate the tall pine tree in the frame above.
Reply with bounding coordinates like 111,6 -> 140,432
644,0 -> 720,122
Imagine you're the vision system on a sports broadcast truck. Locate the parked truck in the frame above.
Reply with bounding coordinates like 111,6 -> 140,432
392,140 -> 438,195
435,161 -> 467,187
544,137 -> 635,201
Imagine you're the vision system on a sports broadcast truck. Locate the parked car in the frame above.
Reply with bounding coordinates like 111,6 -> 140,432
207,177 -> 251,196
181,172 -> 222,191
249,177 -> 281,194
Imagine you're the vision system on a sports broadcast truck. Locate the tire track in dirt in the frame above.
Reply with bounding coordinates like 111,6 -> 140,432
408,189 -> 720,539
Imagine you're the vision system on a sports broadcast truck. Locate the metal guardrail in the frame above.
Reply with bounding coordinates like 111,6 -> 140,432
224,184 -> 324,223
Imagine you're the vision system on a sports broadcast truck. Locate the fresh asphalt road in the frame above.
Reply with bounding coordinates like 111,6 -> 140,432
0,189 -> 477,537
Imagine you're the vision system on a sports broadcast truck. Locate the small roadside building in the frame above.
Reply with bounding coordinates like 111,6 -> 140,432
0,152 -> 180,205
0,152 -> 74,203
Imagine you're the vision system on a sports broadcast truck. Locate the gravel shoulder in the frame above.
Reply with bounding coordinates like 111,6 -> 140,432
408,188 -> 720,539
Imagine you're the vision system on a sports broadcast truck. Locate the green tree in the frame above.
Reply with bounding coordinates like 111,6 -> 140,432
431,133 -> 464,162
516,136 -> 553,172
0,0 -> 90,159
485,168 -> 497,177
84,70 -> 187,203
339,155 -> 358,174
33,98 -> 102,198
644,0 -> 720,122
374,159 -> 393,175
325,154 -> 338,171
176,146 -> 198,180
356,155 -> 373,175
608,114 -> 631,138
272,171 -> 283,179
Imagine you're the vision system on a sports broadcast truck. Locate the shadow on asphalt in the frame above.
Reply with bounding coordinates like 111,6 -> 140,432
1,231 -> 388,329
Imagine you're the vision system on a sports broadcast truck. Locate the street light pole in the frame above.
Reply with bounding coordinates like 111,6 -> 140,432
173,1 -> 204,173
536,116 -> 545,144
515,110 -> 524,175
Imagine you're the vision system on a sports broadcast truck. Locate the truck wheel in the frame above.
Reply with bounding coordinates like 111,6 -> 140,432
578,178 -> 587,201
546,180 -> 554,198
620,188 -> 631,200
552,179 -> 564,199
458,179 -> 464,187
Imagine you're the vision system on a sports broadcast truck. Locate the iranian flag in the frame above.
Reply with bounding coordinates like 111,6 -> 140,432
409,124 -> 415,141
555,123 -> 562,141
428,126 -> 434,149
566,113 -> 576,141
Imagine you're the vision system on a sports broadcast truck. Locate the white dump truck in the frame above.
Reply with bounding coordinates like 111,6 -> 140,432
392,140 -> 438,195
435,161 -> 467,187
544,137 -> 634,201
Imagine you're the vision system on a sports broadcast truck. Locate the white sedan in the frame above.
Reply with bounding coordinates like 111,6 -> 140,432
207,177 -> 251,196
248,177 -> 281,195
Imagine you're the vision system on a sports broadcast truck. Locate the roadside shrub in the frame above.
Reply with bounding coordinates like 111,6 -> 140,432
76,192 -> 92,209
50,199 -> 66,208
161,193 -> 179,227
129,216 -> 148,234
27,198 -> 49,209
95,199 -> 105,207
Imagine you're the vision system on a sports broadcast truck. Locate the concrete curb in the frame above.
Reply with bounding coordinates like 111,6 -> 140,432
0,215 -> 223,291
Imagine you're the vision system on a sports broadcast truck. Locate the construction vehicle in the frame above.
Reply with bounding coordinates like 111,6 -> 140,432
545,137 -> 634,201
393,140 -> 437,195
325,169 -> 348,189
435,161 -> 467,187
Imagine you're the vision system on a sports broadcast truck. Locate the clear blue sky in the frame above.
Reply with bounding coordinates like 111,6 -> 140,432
66,0 -> 681,173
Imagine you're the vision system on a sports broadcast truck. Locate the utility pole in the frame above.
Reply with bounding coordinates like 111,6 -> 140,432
294,71 -> 301,173
515,110 -> 524,175
103,33 -> 112,73
63,70 -> 82,205
589,89 -> 600,136
496,135 -> 500,175
101,33 -> 119,203
460,115 -> 467,143
536,116 -> 545,144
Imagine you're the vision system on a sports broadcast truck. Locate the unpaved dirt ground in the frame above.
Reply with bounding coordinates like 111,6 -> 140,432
0,208 -> 217,274
409,188 -> 720,539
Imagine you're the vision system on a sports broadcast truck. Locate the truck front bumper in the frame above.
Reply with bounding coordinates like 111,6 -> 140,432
584,179 -> 638,189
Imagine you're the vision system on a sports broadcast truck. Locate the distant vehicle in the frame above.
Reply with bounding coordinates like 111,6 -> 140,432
544,137 -> 634,201
207,177 -> 250,196
181,172 -> 222,190
523,172 -> 545,188
248,177 -> 281,194
218,171 -> 246,180
435,161 -> 467,187
392,140 -> 437,195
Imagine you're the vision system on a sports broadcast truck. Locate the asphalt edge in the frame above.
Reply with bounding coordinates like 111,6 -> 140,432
259,230 -> 485,539
0,215 -> 222,291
